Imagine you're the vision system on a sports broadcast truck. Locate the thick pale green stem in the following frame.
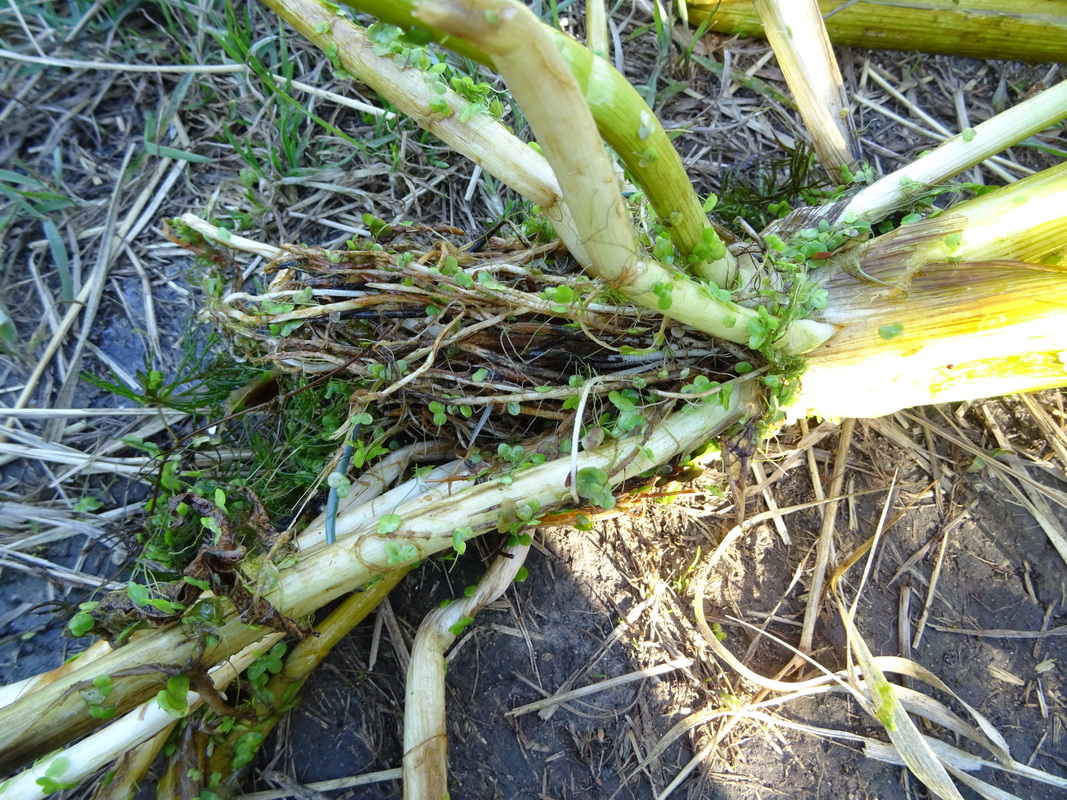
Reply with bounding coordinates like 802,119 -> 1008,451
0,381 -> 756,778
413,0 -> 834,353
796,164 -> 1067,420
613,256 -> 837,354
839,79 -> 1067,225
346,0 -> 733,282
752,0 -> 859,178
2,633 -> 283,800
560,40 -> 733,282
417,0 -> 640,291
403,545 -> 528,800
586,0 -> 608,58
687,0 -> 1067,65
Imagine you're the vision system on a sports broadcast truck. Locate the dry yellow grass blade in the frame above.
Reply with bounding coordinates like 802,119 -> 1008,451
676,477 -> 1064,799
830,490 -> 966,800
751,0 -> 859,177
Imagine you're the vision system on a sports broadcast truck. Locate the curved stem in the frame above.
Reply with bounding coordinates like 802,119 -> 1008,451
346,0 -> 733,282
0,380 -> 757,778
403,545 -> 529,799
414,0 -> 834,353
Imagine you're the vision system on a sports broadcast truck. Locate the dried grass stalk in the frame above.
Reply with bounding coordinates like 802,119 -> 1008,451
751,0 -> 859,177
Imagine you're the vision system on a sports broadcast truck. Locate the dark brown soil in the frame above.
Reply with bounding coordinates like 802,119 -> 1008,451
258,413 -> 1067,800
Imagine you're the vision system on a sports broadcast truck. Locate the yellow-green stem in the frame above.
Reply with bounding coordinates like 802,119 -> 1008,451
403,546 -> 528,799
346,0 -> 732,282
841,161 -> 1067,282
687,0 -> 1067,64
208,570 -> 409,785
799,164 -> 1067,419
840,80 -> 1067,225
413,0 -> 835,353
0,382 -> 755,777
796,260 -> 1067,420
586,0 -> 609,58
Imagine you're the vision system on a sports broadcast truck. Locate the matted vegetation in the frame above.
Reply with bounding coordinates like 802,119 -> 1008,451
1,1 -> 1066,798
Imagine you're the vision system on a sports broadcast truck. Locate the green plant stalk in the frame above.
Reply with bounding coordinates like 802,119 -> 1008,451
752,0 -> 858,178
90,725 -> 174,800
794,163 -> 1067,419
260,0 -> 589,262
343,0 -> 734,283
796,266 -> 1067,420
686,0 -> 1067,64
404,544 -> 529,800
838,79 -> 1067,225
0,639 -> 112,709
0,381 -> 756,778
586,0 -> 609,59
622,257 -> 837,353
208,568 -> 410,788
843,161 -> 1067,276
410,0 -> 834,354
2,632 -> 284,800
275,570 -> 408,686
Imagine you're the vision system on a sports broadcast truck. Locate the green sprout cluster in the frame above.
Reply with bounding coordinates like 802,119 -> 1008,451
367,22 -> 505,121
